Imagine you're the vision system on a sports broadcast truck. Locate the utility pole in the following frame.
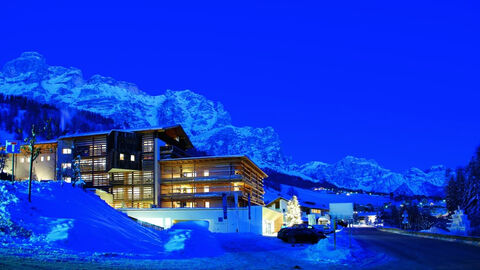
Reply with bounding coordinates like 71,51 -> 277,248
333,219 -> 336,250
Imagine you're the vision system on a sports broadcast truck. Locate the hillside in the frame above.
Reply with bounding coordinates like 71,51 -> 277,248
0,52 -> 447,196
0,181 -> 221,257
0,93 -> 117,140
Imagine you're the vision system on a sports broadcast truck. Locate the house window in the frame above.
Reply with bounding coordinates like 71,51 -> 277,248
204,186 -> 209,193
47,155 -> 51,161
204,170 -> 209,177
130,154 -> 135,162
120,153 -> 124,161
20,157 -> 25,163
205,201 -> 210,208
40,156 -> 44,162
61,163 -> 72,169
64,177 -> 71,183
62,148 -> 72,154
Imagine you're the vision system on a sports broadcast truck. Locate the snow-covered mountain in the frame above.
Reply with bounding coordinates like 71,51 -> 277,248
0,52 -> 447,196
298,156 -> 448,196
0,52 -> 288,169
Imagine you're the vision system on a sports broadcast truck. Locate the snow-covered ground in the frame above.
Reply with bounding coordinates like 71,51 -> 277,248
0,181 -> 388,269
265,184 -> 391,209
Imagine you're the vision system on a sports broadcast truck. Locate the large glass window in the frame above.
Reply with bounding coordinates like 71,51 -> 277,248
143,140 -> 154,152
62,148 -> 72,154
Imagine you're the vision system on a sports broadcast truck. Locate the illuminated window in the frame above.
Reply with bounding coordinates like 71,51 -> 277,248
20,157 -> 25,163
62,148 -> 72,154
205,201 -> 210,208
183,172 -> 196,178
64,177 -> 71,183
204,186 -> 209,193
233,183 -> 240,191
204,170 -> 209,177
61,163 -> 72,169
47,155 -> 51,161
119,153 -> 124,161
40,156 -> 44,162
143,140 -> 154,152
27,157 -> 31,162
130,154 -> 135,162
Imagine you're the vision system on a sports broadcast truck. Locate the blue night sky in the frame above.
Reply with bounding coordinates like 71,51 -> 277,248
1,1 -> 479,171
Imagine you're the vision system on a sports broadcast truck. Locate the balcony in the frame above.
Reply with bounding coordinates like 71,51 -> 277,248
160,145 -> 190,159
160,185 -> 245,199
160,173 -> 243,183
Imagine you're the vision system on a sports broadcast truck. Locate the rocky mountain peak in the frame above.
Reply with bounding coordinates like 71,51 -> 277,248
2,52 -> 48,79
0,52 -> 448,196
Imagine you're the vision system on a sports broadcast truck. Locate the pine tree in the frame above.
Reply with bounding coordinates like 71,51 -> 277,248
286,195 -> 302,227
71,155 -> 85,188
446,175 -> 460,212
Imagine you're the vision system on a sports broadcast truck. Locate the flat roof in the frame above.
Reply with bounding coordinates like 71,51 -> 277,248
161,155 -> 268,178
57,125 -> 194,149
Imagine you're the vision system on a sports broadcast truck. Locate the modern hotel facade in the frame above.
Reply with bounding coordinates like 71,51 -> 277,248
3,125 -> 267,210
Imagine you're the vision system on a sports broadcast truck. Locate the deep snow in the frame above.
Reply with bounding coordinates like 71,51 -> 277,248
0,181 -> 388,269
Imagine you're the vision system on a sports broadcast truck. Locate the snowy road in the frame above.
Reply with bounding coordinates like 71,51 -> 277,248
352,228 -> 480,270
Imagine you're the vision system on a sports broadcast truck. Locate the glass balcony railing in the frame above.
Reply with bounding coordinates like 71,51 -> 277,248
160,185 -> 244,196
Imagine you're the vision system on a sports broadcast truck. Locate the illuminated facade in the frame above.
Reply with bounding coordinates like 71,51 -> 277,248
3,125 -> 267,209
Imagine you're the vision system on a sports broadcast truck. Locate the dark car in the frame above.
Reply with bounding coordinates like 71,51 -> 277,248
312,224 -> 334,235
277,224 -> 327,244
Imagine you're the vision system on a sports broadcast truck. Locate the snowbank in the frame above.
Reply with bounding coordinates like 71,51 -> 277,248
165,221 -> 223,257
0,181 -> 222,258
304,230 -> 370,264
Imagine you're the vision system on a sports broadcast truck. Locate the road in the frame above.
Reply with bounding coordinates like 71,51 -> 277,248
351,228 -> 480,270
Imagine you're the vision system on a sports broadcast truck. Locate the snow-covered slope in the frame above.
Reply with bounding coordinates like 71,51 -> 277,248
0,181 -> 222,257
0,52 -> 447,196
298,156 -> 448,196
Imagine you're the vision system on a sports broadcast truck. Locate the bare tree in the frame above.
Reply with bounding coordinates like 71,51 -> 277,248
21,124 -> 42,202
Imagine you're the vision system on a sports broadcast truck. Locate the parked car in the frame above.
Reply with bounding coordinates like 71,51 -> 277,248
277,224 -> 327,244
312,224 -> 334,234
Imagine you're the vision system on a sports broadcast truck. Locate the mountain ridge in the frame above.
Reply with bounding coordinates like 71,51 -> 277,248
0,52 -> 447,196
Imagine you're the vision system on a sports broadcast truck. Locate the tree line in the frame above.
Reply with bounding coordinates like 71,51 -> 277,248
0,93 -> 118,140
445,146 -> 480,235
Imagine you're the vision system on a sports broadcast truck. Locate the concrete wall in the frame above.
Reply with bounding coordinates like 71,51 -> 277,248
120,206 -> 282,235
